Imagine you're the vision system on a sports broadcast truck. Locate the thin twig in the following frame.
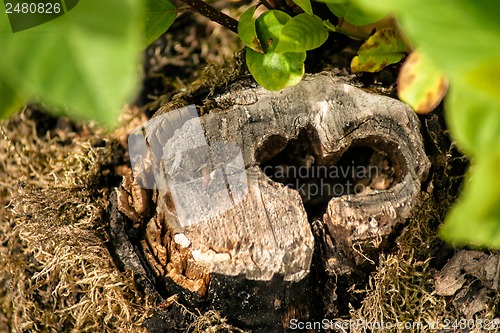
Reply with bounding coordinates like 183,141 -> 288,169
179,0 -> 239,34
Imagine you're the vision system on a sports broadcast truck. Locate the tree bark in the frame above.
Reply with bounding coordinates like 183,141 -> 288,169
114,71 -> 430,331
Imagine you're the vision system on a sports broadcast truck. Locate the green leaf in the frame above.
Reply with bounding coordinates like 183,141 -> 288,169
65,0 -> 79,11
323,0 -> 385,25
0,0 -> 141,127
292,0 -> 313,15
6,0 -> 66,33
275,14 -> 328,54
440,153 -> 500,248
143,0 -> 177,47
353,0 -> 500,249
355,0 -> 500,77
351,28 -> 407,72
0,74 -> 23,118
246,48 -> 305,91
442,79 -> 500,248
465,60 -> 500,104
323,20 -> 337,32
238,6 -> 264,53
397,49 -> 448,114
246,10 -> 306,90
255,10 -> 292,53
445,81 -> 500,158
354,0 -> 500,165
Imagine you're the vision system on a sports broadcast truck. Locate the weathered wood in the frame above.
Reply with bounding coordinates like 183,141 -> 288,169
117,71 -> 430,331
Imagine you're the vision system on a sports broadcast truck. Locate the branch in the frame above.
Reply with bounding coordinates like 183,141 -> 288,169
179,0 -> 239,34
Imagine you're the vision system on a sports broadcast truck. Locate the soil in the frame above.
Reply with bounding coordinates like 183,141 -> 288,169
1,4 -> 499,333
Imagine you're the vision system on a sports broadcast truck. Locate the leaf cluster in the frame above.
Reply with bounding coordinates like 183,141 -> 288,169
353,0 -> 500,248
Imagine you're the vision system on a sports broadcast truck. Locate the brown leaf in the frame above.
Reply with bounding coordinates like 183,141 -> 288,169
351,28 -> 407,73
398,49 -> 448,114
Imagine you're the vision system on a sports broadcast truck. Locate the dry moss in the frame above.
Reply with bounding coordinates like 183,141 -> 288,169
348,254 -> 448,332
0,108 -> 243,333
345,198 -> 454,332
166,297 -> 248,333
188,309 -> 248,333
0,109 -> 152,332
147,49 -> 249,117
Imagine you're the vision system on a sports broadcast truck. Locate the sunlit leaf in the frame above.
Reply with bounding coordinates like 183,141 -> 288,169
143,0 -> 176,47
292,0 -> 313,15
465,60 -> 500,103
351,28 -> 406,72
354,0 -> 500,163
6,0 -> 65,33
328,0 -> 500,248
238,6 -> 264,54
321,0 -> 385,26
442,69 -> 500,248
255,10 -> 291,53
445,81 -> 500,158
275,14 -> 328,54
398,49 -> 448,114
0,74 -> 23,118
355,0 -> 500,77
440,153 -> 500,248
246,48 -> 305,91
246,10 -> 305,90
0,0 -> 141,127
323,20 -> 337,32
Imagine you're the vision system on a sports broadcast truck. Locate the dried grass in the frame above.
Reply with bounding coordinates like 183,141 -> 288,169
345,199 -> 452,333
0,109 -> 152,332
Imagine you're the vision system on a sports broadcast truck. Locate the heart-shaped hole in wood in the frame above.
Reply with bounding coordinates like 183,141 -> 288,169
257,126 -> 407,221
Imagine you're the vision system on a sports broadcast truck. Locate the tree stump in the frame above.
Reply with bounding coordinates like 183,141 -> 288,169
113,71 -> 430,332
